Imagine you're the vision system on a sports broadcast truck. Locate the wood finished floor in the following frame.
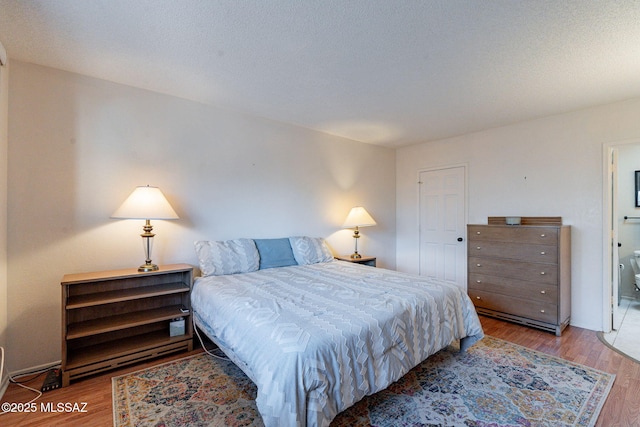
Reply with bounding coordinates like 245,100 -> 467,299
1,316 -> 639,426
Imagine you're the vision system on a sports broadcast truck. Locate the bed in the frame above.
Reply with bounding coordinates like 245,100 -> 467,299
191,236 -> 484,427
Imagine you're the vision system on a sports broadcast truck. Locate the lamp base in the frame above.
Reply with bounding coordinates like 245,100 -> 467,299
350,253 -> 362,259
138,263 -> 159,272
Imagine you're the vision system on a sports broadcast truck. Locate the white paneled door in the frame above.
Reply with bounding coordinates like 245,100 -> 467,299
418,166 -> 466,290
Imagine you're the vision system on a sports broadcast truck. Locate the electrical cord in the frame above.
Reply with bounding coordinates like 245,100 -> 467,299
0,346 -> 4,385
8,369 -> 48,384
192,315 -> 229,361
1,381 -> 42,414
8,363 -> 60,383
1,316 -> 229,417
1,315 -> 230,417
0,352 -> 57,415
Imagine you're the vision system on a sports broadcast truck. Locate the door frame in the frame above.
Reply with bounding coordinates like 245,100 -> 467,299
416,163 -> 468,286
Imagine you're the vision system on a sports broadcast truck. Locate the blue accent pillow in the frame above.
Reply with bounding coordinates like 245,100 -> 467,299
254,238 -> 298,269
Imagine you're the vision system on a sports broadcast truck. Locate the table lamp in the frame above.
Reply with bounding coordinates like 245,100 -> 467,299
342,206 -> 376,259
112,185 -> 179,272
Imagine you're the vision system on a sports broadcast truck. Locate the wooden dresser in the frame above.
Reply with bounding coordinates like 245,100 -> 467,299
467,217 -> 571,336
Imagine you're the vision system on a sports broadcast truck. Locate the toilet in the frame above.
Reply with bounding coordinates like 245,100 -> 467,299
629,250 -> 640,292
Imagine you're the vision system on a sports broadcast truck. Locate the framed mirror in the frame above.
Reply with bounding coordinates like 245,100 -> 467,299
636,171 -> 640,207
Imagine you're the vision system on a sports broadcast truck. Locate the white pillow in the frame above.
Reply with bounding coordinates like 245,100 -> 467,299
288,236 -> 334,265
194,239 -> 259,276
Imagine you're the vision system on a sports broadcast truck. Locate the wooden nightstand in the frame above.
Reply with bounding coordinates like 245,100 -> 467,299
61,264 -> 193,386
335,255 -> 377,267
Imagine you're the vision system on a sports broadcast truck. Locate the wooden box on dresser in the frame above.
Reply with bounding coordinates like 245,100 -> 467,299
467,217 -> 571,336
61,263 -> 194,386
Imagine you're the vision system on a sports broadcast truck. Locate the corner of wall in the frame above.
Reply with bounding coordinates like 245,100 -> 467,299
0,40 -> 9,397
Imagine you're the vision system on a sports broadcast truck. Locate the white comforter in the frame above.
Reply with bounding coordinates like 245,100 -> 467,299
191,260 -> 484,427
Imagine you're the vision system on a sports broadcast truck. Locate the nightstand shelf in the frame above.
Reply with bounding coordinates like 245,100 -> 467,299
65,330 -> 190,370
61,264 -> 193,386
66,282 -> 190,309
67,305 -> 187,339
335,255 -> 377,267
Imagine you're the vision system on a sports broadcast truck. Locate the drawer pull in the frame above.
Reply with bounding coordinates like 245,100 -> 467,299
476,231 -> 481,235
540,234 -> 546,238
476,246 -> 481,250
540,271 -> 545,275
476,296 -> 481,300
540,309 -> 545,313
476,280 -> 482,283
476,263 -> 482,267
540,290 -> 546,294
540,251 -> 546,255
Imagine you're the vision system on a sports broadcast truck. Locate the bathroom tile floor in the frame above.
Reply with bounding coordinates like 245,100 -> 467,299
602,296 -> 640,362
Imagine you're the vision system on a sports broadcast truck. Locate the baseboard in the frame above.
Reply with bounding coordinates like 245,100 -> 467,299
9,360 -> 61,378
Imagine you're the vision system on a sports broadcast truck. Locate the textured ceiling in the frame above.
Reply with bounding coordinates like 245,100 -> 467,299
1,1 -> 640,147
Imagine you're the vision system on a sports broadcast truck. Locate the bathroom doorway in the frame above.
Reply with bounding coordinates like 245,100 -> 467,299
604,140 -> 640,333
615,144 -> 640,302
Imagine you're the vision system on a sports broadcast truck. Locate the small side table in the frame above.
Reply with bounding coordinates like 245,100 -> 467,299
335,255 -> 377,267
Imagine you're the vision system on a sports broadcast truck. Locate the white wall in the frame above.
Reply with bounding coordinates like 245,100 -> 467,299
617,143 -> 640,296
6,61 -> 396,373
396,98 -> 640,332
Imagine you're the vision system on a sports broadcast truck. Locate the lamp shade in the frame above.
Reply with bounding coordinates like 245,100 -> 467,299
111,186 -> 179,220
342,206 -> 377,228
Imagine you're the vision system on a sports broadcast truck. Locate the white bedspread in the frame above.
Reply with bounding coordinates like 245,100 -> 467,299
191,260 -> 484,427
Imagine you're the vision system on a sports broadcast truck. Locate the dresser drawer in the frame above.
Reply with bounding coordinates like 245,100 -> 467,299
468,256 -> 558,285
469,289 -> 557,324
468,273 -> 557,303
468,225 -> 558,245
468,241 -> 558,263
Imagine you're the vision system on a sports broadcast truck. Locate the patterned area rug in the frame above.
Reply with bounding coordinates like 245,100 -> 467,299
112,336 -> 615,427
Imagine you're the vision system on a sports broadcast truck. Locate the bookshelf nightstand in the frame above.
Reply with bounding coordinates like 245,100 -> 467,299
334,255 -> 377,267
61,264 -> 193,386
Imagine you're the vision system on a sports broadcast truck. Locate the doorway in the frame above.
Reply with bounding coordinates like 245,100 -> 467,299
603,140 -> 640,333
418,165 -> 467,290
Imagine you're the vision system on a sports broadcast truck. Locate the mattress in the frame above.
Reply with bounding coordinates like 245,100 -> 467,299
191,260 -> 484,427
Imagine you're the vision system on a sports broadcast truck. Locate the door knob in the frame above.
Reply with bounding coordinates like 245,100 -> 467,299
457,237 -> 463,242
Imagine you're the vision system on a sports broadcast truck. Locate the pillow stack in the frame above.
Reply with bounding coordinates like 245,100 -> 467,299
194,236 -> 333,277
